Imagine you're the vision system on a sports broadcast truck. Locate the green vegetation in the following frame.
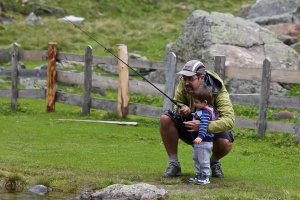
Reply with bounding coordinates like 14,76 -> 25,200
0,99 -> 299,199
1,0 -> 300,199
1,0 -> 255,60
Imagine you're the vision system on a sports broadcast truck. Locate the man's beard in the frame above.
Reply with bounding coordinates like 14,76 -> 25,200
184,85 -> 198,94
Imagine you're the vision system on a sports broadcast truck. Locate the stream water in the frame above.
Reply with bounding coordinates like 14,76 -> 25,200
0,190 -> 77,200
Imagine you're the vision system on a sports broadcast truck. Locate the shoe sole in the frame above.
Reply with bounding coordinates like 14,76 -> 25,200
195,181 -> 210,185
164,172 -> 182,178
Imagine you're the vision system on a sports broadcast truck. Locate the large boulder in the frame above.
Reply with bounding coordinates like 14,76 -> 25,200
246,0 -> 300,25
167,10 -> 300,95
169,10 -> 299,70
79,183 -> 168,200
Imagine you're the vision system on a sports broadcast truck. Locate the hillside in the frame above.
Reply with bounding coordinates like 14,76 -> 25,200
0,0 -> 255,60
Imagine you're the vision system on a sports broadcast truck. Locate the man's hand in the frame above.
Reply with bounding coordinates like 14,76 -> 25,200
183,120 -> 200,132
179,105 -> 191,116
194,137 -> 202,144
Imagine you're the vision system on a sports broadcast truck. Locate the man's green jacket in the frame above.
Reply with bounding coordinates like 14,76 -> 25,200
173,70 -> 235,133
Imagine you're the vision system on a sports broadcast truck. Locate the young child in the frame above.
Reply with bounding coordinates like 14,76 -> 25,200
188,86 -> 216,185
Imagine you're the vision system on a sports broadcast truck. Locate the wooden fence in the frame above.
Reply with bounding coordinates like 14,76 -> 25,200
0,42 -> 299,142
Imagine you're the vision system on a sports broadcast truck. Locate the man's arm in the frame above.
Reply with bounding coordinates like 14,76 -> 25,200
173,80 -> 192,110
208,86 -> 235,133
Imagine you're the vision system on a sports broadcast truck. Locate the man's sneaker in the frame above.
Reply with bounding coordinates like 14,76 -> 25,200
164,163 -> 182,178
188,175 -> 200,183
211,162 -> 224,178
195,175 -> 210,185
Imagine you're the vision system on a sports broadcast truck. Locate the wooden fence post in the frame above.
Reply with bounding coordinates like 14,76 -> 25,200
46,42 -> 57,112
11,42 -> 20,111
163,52 -> 177,111
257,58 -> 271,138
117,44 -> 129,118
214,55 -> 226,80
82,45 -> 93,115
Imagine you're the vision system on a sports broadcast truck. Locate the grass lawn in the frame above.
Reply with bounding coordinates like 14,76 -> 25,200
0,98 -> 299,199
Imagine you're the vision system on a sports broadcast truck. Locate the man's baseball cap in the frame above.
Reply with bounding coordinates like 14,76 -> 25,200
177,60 -> 205,76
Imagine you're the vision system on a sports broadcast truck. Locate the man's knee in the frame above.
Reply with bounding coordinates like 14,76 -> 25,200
160,114 -> 173,127
212,138 -> 233,158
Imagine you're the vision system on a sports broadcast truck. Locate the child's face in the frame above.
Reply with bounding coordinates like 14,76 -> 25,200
193,98 -> 207,109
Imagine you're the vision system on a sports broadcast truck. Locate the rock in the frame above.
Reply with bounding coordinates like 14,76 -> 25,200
166,10 -> 299,95
266,22 -> 300,38
247,0 -> 300,19
28,185 -> 52,195
0,15 -> 14,26
238,4 -> 252,18
272,111 -> 295,119
246,0 -> 300,25
58,15 -> 85,25
170,10 -> 299,70
79,183 -> 168,200
26,12 -> 43,26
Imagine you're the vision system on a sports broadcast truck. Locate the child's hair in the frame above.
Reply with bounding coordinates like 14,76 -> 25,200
192,85 -> 213,105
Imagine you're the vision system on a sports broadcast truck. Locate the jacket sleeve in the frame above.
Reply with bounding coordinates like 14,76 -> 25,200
208,85 -> 235,133
172,80 -> 189,109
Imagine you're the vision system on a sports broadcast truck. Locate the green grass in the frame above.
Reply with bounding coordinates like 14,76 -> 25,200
0,98 -> 300,199
1,0 -> 255,60
1,0 -> 300,199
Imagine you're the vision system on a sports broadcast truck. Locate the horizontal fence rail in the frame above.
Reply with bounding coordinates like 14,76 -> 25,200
0,44 -> 299,142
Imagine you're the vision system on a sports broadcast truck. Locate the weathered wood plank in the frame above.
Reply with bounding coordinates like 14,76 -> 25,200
0,50 -> 10,60
0,89 -> 10,97
56,92 -> 83,107
225,67 -> 300,83
229,94 -> 259,106
21,50 -> 48,61
56,91 -> 163,118
57,70 -> 164,95
11,43 -> 19,110
266,121 -> 295,133
128,103 -> 162,118
0,68 -> 46,78
163,52 -> 177,111
214,55 -> 226,80
19,89 -> 46,98
56,119 -> 138,125
230,94 -> 300,109
128,57 -> 165,70
46,43 -> 57,112
117,44 -> 129,118
235,117 -> 295,133
235,117 -> 257,129
57,52 -> 84,63
92,56 -> 117,66
271,70 -> 300,83
257,59 -> 271,138
82,46 -> 93,114
269,96 -> 300,109
0,89 -> 45,98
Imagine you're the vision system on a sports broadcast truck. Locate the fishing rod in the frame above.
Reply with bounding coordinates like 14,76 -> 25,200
65,18 -> 181,108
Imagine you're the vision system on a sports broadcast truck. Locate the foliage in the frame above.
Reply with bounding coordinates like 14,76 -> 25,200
288,84 -> 300,97
1,0 -> 255,60
1,0 -> 300,199
0,99 -> 300,200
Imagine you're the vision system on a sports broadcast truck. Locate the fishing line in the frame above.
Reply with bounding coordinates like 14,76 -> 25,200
65,18 -> 180,108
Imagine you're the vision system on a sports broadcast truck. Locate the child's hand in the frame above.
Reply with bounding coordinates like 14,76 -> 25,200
194,137 -> 202,144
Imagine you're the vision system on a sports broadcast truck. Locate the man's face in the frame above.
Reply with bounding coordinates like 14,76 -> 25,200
181,75 -> 204,94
